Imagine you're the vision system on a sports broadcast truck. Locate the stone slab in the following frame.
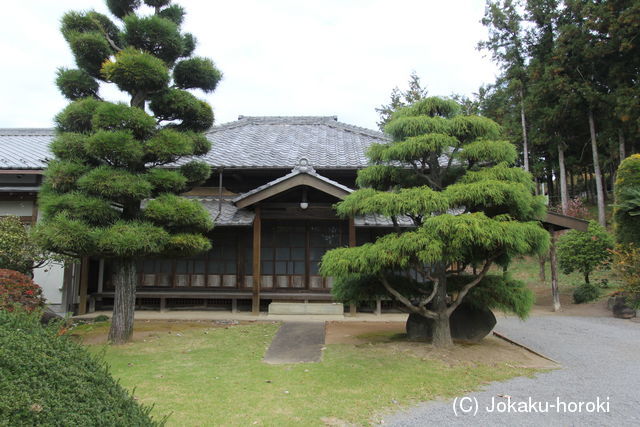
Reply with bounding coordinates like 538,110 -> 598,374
268,302 -> 344,315
263,322 -> 326,364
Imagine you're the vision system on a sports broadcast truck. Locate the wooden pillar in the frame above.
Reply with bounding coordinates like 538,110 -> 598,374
549,227 -> 560,312
78,257 -> 89,315
251,206 -> 262,315
348,218 -> 357,317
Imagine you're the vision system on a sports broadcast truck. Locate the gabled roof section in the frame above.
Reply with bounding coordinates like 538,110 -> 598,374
0,116 -> 387,170
234,159 -> 353,208
0,129 -> 54,169
200,116 -> 389,169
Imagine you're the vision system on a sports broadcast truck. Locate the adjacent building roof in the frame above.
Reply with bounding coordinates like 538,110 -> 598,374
0,116 -> 388,170
0,129 -> 53,169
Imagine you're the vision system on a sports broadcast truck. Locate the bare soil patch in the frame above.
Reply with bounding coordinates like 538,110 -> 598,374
326,321 -> 558,369
530,288 -> 611,317
69,319 -> 253,345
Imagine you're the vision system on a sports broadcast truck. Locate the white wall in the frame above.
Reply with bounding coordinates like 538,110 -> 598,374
33,262 -> 64,305
0,200 -> 33,216
1,200 -> 64,308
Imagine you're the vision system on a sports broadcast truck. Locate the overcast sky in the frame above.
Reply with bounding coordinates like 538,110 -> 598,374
0,0 -> 498,131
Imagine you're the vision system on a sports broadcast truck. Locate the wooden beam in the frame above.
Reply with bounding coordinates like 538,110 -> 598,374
78,257 -> 89,315
251,206 -> 262,315
31,200 -> 38,226
0,170 -> 43,175
544,212 -> 588,232
348,217 -> 357,317
235,174 -> 351,208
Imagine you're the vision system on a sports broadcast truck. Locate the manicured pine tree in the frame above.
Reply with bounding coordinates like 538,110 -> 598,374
35,0 -> 222,343
320,97 -> 549,347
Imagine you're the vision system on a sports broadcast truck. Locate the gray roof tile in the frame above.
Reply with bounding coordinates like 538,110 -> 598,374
0,117 -> 388,170
0,129 -> 54,169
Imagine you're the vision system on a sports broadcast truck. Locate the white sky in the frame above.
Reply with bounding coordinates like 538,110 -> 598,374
0,0 -> 498,130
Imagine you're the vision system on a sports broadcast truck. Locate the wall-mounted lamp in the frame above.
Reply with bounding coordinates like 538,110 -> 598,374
300,188 -> 309,210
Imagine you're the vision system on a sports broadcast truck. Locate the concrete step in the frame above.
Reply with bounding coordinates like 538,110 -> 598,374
268,302 -> 344,315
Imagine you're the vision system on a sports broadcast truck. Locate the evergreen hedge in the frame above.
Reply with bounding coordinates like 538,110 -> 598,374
0,310 -> 162,426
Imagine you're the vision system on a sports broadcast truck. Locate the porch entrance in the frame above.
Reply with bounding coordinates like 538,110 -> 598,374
259,220 -> 347,291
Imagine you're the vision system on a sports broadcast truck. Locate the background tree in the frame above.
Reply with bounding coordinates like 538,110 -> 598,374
478,0 -> 640,223
0,216 -> 53,275
557,221 -> 614,285
34,0 -> 222,344
613,154 -> 640,246
321,97 -> 548,347
479,0 -> 531,171
375,71 -> 428,130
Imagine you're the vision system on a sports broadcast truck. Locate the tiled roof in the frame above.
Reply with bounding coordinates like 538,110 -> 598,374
354,214 -> 415,227
0,116 -> 388,170
200,116 -> 389,169
0,129 -> 54,169
191,197 -> 255,226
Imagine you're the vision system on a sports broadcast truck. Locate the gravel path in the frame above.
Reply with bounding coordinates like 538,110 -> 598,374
385,315 -> 640,426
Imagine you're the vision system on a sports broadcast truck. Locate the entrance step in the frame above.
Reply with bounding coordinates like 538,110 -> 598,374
263,322 -> 325,364
268,302 -> 344,315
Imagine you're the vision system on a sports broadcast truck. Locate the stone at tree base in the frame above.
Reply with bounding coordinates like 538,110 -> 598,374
613,303 -> 636,319
608,295 -> 627,311
40,309 -> 63,325
406,303 -> 497,343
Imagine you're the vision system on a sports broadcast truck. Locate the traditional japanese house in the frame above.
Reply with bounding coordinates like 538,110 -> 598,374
0,116 -> 404,314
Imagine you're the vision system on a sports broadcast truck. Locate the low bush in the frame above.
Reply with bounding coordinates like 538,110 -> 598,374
0,310 -> 163,425
612,244 -> 640,309
573,282 -> 601,304
0,269 -> 45,312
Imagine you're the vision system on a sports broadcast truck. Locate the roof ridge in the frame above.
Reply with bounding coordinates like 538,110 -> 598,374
0,128 -> 55,136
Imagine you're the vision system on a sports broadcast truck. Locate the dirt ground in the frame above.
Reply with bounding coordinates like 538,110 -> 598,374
69,319 -> 256,345
325,321 -> 558,369
529,289 -> 612,317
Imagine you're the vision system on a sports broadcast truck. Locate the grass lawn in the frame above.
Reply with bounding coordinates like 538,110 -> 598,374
75,322 -> 539,426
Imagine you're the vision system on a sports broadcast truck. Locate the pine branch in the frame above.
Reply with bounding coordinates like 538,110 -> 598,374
380,274 -> 437,319
89,16 -> 122,53
446,257 -> 495,316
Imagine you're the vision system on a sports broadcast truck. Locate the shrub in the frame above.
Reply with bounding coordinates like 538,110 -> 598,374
0,216 -> 50,275
93,314 -> 110,322
0,310 -> 162,425
0,269 -> 45,312
614,154 -> 640,245
611,244 -> 640,309
558,221 -> 614,284
573,282 -> 601,304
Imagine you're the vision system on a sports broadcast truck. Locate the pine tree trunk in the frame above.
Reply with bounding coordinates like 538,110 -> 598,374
539,255 -> 546,282
108,258 -> 137,344
432,313 -> 452,348
431,268 -> 452,347
588,109 -> 606,226
618,128 -> 626,162
520,89 -> 530,172
549,230 -> 560,312
558,144 -> 569,214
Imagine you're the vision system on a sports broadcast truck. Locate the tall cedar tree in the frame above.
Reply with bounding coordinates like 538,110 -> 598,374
375,71 -> 428,131
479,0 -> 531,172
35,0 -> 222,344
320,97 -> 549,347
